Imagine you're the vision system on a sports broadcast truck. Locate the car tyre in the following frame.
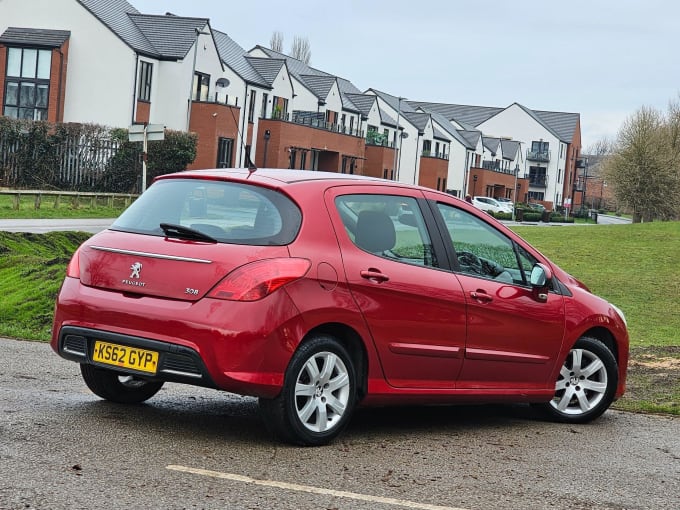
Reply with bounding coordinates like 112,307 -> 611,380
80,364 -> 164,404
259,335 -> 356,446
538,336 -> 618,423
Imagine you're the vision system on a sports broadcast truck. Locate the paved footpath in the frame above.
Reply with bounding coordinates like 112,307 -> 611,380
0,218 -> 114,233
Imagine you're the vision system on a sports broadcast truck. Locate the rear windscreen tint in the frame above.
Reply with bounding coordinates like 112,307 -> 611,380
111,179 -> 302,245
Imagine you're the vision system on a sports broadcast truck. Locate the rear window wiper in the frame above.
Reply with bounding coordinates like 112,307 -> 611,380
160,223 -> 217,243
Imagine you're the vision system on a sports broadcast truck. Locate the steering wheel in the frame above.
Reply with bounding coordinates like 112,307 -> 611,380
457,251 -> 484,274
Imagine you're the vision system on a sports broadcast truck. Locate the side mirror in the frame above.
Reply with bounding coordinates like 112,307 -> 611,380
530,263 -> 552,302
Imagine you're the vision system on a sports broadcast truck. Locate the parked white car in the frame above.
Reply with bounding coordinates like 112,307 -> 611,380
472,196 -> 513,214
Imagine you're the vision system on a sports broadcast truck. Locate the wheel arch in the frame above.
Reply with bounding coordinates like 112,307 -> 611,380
578,326 -> 618,364
303,322 -> 369,401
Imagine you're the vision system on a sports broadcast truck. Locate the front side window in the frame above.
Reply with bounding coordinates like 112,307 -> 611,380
3,47 -> 51,120
436,203 -> 535,285
112,179 -> 302,246
336,194 -> 436,267
138,61 -> 153,101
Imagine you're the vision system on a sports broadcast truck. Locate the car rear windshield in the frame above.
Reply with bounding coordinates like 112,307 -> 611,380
111,178 -> 302,245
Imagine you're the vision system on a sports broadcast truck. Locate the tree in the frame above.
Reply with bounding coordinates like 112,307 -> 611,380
270,31 -> 283,52
290,36 -> 311,64
604,105 -> 680,222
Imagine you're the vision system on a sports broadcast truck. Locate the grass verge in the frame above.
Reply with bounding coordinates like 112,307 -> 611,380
0,193 -> 129,219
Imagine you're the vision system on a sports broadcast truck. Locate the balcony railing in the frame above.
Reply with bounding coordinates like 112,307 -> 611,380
422,150 -> 449,160
528,175 -> 547,187
263,110 -> 363,137
481,161 -> 517,175
366,131 -> 394,148
527,150 -> 551,162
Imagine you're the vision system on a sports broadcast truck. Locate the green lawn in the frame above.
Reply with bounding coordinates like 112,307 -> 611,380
0,193 -> 130,219
512,222 -> 680,348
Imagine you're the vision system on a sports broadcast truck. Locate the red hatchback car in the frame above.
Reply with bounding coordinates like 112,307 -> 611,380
52,169 -> 629,445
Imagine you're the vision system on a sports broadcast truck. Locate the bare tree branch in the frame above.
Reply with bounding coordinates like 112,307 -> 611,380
270,31 -> 283,52
290,36 -> 311,64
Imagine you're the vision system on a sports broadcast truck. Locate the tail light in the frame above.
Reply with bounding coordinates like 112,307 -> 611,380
66,247 -> 81,278
208,258 -> 311,301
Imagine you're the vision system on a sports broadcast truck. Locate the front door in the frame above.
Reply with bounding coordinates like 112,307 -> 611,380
326,187 -> 466,389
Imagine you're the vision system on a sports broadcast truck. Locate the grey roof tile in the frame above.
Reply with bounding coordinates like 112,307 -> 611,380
245,56 -> 285,86
533,110 -> 580,143
299,74 -> 336,101
482,136 -> 501,155
77,0 -> 156,56
128,13 -> 209,60
433,126 -> 449,141
368,89 -> 416,114
402,112 -> 430,134
500,139 -> 521,160
213,30 -> 268,86
409,101 -> 501,126
459,130 -> 482,147
0,27 -> 71,47
344,93 -> 376,118
428,111 -> 475,148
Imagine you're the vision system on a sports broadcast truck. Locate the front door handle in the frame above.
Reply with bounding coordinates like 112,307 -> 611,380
360,269 -> 390,283
470,290 -> 493,303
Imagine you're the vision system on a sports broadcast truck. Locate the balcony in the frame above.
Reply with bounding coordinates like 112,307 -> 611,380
482,160 -> 515,174
527,150 -> 551,162
422,150 -> 449,160
265,110 -> 365,137
366,130 -> 394,148
528,175 -> 547,188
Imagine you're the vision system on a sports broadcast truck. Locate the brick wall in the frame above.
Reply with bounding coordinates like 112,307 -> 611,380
187,101 -> 240,170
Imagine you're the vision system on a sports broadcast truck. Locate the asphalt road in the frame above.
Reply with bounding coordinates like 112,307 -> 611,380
1,337 -> 678,510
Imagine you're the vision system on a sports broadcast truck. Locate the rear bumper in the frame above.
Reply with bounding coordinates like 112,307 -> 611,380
51,277 -> 306,398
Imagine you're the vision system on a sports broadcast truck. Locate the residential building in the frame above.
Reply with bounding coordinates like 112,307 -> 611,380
0,0 -> 581,206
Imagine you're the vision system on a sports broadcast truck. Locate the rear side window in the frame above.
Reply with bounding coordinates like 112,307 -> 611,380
112,179 -> 302,245
335,194 -> 437,267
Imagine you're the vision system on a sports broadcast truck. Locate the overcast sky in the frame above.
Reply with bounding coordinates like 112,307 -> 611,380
130,0 -> 680,151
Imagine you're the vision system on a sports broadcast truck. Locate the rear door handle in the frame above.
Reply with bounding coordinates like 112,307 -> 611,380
470,290 -> 493,303
360,269 -> 390,283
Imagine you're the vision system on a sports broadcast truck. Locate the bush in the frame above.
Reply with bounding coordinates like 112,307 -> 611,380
0,117 -> 197,193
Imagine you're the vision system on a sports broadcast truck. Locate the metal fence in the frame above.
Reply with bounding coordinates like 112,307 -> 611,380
0,133 -> 128,191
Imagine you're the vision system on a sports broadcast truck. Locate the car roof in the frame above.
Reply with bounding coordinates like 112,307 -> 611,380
156,168 -> 440,193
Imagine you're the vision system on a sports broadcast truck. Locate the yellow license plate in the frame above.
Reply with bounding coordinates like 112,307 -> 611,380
92,341 -> 158,374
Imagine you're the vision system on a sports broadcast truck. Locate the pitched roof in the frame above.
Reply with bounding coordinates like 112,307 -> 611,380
213,30 -> 268,87
409,101 -> 501,126
77,0 -> 208,60
482,136 -> 501,155
500,139 -> 521,160
533,110 -> 580,143
428,111 -> 475,149
128,13 -> 210,60
459,130 -> 482,148
0,27 -> 71,47
245,56 -> 285,86
299,74 -> 336,101
367,89 -> 417,114
344,93 -> 376,118
402,111 -> 429,133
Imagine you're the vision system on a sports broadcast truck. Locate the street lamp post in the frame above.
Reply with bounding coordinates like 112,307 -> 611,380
392,97 -> 403,181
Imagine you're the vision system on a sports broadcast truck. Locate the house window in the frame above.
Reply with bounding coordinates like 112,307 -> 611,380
192,72 -> 209,101
138,61 -> 153,101
248,90 -> 257,122
260,92 -> 268,119
289,148 -> 297,169
299,150 -> 307,170
528,191 -> 545,201
349,116 -> 354,133
216,138 -> 234,168
3,47 -> 51,120
422,140 -> 432,156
